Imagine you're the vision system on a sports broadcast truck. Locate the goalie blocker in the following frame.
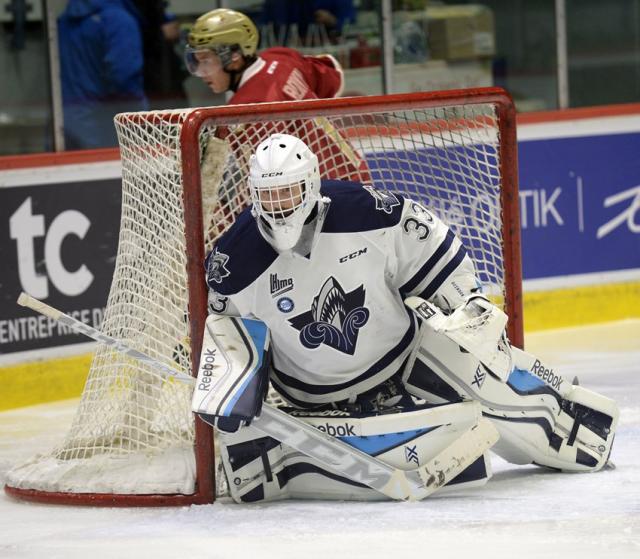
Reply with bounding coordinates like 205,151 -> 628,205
192,314 -> 272,433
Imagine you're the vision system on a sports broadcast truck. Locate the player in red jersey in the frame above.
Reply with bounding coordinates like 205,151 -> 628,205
184,8 -> 344,104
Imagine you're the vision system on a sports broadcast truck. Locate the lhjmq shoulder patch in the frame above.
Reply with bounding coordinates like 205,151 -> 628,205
207,248 -> 231,285
363,184 -> 401,214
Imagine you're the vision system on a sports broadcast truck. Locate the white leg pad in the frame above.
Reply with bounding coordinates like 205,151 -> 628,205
403,321 -> 618,472
218,402 -> 495,502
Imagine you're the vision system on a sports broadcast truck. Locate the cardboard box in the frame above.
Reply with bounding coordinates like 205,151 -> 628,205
426,4 -> 495,60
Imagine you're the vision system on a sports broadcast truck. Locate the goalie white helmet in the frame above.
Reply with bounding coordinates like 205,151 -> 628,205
249,134 -> 321,252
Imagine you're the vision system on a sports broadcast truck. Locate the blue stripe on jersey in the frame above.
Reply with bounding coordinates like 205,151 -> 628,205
320,180 -> 404,233
417,244 -> 468,300
400,229 -> 456,295
271,307 -> 417,396
205,207 -> 278,296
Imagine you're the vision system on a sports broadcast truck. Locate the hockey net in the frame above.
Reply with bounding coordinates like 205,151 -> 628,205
4,88 -> 521,506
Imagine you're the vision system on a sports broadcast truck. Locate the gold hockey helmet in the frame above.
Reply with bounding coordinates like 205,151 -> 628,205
187,9 -> 258,58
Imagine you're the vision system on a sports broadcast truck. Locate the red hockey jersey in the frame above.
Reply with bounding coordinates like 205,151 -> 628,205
207,47 -> 367,237
230,48 -> 344,104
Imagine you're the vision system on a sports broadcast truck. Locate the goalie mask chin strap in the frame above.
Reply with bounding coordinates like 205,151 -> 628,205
291,198 -> 330,257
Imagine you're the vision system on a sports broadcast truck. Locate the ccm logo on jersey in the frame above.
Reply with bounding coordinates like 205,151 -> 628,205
339,247 -> 367,263
531,360 -> 564,390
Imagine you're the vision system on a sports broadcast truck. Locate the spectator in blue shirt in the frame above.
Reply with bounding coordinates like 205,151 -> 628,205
58,0 -> 148,149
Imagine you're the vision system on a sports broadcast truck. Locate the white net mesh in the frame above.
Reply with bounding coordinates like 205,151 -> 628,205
5,93 -> 518,502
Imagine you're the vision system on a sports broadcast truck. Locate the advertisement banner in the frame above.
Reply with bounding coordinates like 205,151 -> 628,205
0,179 -> 121,354
518,131 -> 640,279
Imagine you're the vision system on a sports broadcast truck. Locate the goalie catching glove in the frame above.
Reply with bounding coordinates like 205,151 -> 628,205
404,295 -> 618,472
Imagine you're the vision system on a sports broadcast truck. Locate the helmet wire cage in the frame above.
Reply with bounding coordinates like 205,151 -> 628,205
249,134 -> 321,251
250,178 -> 309,222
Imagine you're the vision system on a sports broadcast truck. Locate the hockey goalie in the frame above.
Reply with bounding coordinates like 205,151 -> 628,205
191,133 -> 619,503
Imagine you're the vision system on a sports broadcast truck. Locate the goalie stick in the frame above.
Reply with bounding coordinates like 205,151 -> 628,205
17,292 -> 498,501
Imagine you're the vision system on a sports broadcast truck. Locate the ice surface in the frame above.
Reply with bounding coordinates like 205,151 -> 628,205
1,320 -> 638,559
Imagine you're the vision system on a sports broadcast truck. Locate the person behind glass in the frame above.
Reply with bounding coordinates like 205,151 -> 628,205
58,0 -> 148,150
133,0 -> 188,110
184,8 -> 344,104
313,0 -> 356,44
260,0 -> 356,46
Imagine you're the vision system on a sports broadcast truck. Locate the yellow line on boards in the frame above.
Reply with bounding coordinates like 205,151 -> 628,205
523,281 -> 640,332
0,353 -> 92,411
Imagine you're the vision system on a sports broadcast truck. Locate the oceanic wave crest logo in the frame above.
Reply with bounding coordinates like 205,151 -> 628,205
288,276 -> 369,355
206,248 -> 230,285
363,184 -> 401,214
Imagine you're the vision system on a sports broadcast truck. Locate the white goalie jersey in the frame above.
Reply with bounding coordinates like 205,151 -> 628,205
205,180 -> 480,406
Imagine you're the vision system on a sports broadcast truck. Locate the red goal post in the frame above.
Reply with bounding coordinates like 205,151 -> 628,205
4,87 -> 521,506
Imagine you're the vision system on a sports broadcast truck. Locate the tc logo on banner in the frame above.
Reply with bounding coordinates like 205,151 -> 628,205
10,197 -> 94,298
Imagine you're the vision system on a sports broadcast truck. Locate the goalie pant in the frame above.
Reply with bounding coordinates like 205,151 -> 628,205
403,297 -> 619,473
217,401 -> 493,503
